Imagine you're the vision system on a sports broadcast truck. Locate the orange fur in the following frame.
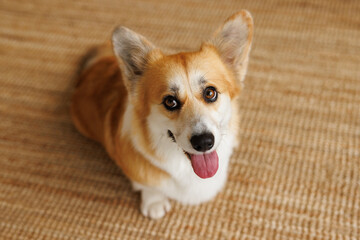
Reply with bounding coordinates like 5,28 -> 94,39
71,52 -> 169,186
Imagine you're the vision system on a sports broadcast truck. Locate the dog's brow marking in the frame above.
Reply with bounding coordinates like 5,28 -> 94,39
199,76 -> 207,86
170,85 -> 179,94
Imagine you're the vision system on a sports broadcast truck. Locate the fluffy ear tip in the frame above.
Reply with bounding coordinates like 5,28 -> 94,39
228,10 -> 254,28
112,26 -> 130,42
239,9 -> 253,19
228,10 -> 254,42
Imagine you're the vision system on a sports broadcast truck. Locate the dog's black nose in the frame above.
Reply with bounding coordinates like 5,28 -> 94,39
190,133 -> 214,152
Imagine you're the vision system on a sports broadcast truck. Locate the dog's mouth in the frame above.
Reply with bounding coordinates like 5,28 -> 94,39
168,130 -> 219,179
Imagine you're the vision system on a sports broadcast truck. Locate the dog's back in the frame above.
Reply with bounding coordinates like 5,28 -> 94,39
70,44 -> 127,143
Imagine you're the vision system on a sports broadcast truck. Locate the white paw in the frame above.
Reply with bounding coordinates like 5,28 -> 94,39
140,190 -> 171,219
141,198 -> 171,219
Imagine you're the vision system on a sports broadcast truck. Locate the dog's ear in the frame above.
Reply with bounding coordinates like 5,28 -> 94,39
112,26 -> 158,90
208,10 -> 253,83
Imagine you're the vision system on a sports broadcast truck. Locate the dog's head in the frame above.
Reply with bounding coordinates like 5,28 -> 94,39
112,11 -> 253,179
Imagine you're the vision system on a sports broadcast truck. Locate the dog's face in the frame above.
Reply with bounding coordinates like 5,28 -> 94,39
141,48 -> 240,178
113,11 -> 253,179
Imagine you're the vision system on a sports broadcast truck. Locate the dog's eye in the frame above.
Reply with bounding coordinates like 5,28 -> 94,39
163,96 -> 180,111
203,87 -> 218,103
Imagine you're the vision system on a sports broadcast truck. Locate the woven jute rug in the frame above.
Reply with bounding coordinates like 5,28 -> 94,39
1,0 -> 359,239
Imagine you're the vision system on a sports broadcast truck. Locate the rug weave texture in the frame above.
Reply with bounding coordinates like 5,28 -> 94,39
0,0 -> 359,239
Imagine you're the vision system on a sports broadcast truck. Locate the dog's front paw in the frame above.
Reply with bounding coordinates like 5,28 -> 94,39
141,198 -> 171,219
140,189 -> 171,219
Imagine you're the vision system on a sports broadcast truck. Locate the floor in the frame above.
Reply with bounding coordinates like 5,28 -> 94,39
0,0 -> 359,239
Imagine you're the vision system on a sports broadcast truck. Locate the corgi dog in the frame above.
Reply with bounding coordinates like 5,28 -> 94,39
71,10 -> 253,219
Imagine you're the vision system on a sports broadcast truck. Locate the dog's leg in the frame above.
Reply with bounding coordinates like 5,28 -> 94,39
132,182 -> 171,219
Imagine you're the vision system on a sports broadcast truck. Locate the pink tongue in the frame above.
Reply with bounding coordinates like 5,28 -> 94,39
190,151 -> 219,179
